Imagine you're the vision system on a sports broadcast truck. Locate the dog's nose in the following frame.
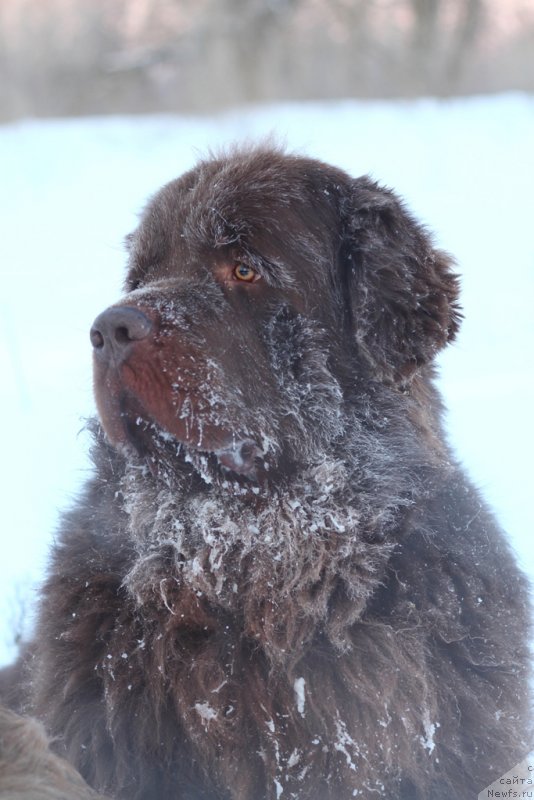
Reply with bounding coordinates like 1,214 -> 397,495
90,306 -> 153,360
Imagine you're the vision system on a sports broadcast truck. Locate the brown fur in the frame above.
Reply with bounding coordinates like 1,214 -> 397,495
0,705 -> 109,799
2,147 -> 532,799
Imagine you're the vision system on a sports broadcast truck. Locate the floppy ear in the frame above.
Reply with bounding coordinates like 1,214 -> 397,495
340,177 -> 462,385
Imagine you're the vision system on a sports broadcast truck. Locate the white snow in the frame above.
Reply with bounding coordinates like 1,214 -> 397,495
0,94 -> 533,666
420,713 -> 439,755
294,677 -> 306,717
194,702 -> 218,723
334,716 -> 359,772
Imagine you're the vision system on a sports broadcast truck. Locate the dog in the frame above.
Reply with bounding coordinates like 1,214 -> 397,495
0,705 -> 110,800
2,147 -> 531,799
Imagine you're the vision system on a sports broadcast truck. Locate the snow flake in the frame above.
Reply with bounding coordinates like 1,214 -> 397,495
194,702 -> 218,723
293,677 -> 306,717
420,712 -> 439,755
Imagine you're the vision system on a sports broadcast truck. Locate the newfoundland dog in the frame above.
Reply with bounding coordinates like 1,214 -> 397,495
3,147 -> 532,799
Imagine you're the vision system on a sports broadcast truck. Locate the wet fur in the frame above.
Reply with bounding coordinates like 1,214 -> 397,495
3,147 -> 532,799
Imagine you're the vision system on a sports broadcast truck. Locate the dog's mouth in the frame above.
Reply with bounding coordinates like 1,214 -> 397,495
102,390 -> 266,483
91,319 -> 274,484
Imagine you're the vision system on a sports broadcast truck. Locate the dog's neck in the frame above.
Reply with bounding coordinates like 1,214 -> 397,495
114,403 -> 444,658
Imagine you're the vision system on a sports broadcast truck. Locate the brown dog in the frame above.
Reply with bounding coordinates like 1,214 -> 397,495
2,147 -> 532,799
0,705 -> 109,799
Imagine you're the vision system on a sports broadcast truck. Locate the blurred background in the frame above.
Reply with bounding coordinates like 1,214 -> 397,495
1,0 -> 533,665
1,0 -> 534,120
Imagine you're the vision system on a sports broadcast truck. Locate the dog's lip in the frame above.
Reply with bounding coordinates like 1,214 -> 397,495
213,439 -> 264,480
116,398 -> 263,480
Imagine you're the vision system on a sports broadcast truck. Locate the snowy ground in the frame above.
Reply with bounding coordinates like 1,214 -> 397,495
0,94 -> 533,667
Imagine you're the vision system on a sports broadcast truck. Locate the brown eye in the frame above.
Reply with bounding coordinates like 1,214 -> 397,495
233,264 -> 257,282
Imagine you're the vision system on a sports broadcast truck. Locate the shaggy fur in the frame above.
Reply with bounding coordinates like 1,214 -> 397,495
3,147 -> 532,799
0,705 -> 109,799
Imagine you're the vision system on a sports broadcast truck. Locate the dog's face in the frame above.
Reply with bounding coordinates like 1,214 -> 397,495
90,148 -> 460,485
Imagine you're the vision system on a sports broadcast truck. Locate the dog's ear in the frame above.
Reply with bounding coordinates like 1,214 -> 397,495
339,176 -> 462,385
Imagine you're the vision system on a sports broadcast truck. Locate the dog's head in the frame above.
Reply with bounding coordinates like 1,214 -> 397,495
90,147 -> 460,484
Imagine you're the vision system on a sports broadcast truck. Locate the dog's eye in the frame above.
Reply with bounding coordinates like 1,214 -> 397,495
233,264 -> 257,282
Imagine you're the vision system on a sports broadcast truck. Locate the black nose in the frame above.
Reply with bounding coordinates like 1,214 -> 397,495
90,306 -> 153,361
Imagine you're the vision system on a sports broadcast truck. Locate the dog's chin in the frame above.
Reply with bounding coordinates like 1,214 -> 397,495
101,400 -> 266,487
